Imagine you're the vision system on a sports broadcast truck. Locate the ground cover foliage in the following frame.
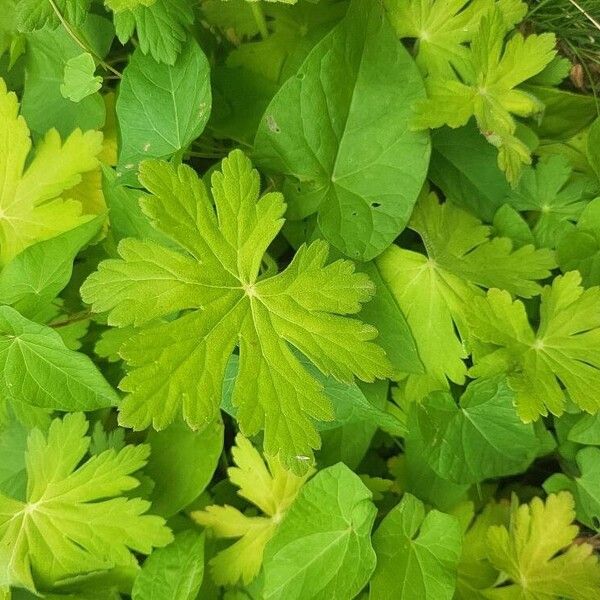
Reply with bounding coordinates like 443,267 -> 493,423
1,0 -> 600,598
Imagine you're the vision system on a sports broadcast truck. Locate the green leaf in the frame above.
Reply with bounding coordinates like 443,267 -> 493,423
429,123 -> 512,222
467,272 -> 600,421
132,530 -> 204,600
0,216 -> 104,320
544,447 -> 600,531
0,413 -> 172,591
376,192 -> 554,392
484,492 -> 600,599
503,155 -> 588,248
588,117 -> 600,181
370,493 -> 462,600
415,377 -> 539,484
21,14 -> 112,137
81,150 -> 391,471
0,306 -> 118,412
358,262 -> 423,376
116,40 -> 211,183
414,6 -> 556,183
193,434 -> 311,586
254,0 -> 430,260
144,420 -> 223,518
262,463 -> 377,600
106,0 -> 156,12
113,0 -> 194,65
60,52 -> 102,103
558,197 -> 600,287
15,0 -> 90,31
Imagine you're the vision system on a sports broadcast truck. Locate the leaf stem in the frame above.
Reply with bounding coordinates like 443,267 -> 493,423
48,0 -> 122,79
250,2 -> 269,40
49,309 -> 92,329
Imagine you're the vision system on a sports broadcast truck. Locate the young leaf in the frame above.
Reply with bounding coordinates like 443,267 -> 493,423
81,150 -> 391,471
116,39 -> 211,183
417,378 -> 539,484
485,492 -> 600,598
502,155 -> 589,248
254,0 -> 430,261
262,463 -> 377,600
414,6 -> 556,183
557,197 -> 600,286
376,193 -> 555,391
60,53 -> 102,103
0,413 -> 172,591
113,0 -> 194,65
467,271 -> 600,421
0,306 -> 118,412
384,0 -> 526,79
0,78 -> 102,265
370,493 -> 462,600
193,434 -> 311,586
132,531 -> 204,600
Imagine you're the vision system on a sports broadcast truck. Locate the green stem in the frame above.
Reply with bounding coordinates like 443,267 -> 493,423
49,310 -> 92,329
251,2 -> 269,40
48,0 -> 122,78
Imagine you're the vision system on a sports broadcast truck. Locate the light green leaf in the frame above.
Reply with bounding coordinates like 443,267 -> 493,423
254,0 -> 430,260
193,435 -> 311,586
60,53 -> 102,103
415,377 -> 539,484
414,6 -> 556,183
467,272 -> 600,421
0,217 -> 104,320
485,493 -> 600,599
81,150 -> 391,472
384,0 -> 526,79
263,463 -> 377,600
116,39 -> 211,183
0,413 -> 172,591
132,531 -> 204,600
113,0 -> 194,65
145,420 -> 223,518
544,447 -> 600,531
370,493 -> 462,600
0,306 -> 118,412
503,155 -> 588,248
557,197 -> 600,286
376,193 -> 554,392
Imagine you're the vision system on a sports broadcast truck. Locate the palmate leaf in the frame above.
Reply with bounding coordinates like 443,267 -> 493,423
467,271 -> 600,421
375,192 -> 554,394
193,435 -> 310,586
384,0 -> 526,79
0,78 -> 102,266
414,6 -> 556,183
485,493 -> 600,599
0,413 -> 172,592
81,150 -> 391,471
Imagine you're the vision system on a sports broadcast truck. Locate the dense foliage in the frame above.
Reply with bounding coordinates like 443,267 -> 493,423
1,0 -> 600,598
